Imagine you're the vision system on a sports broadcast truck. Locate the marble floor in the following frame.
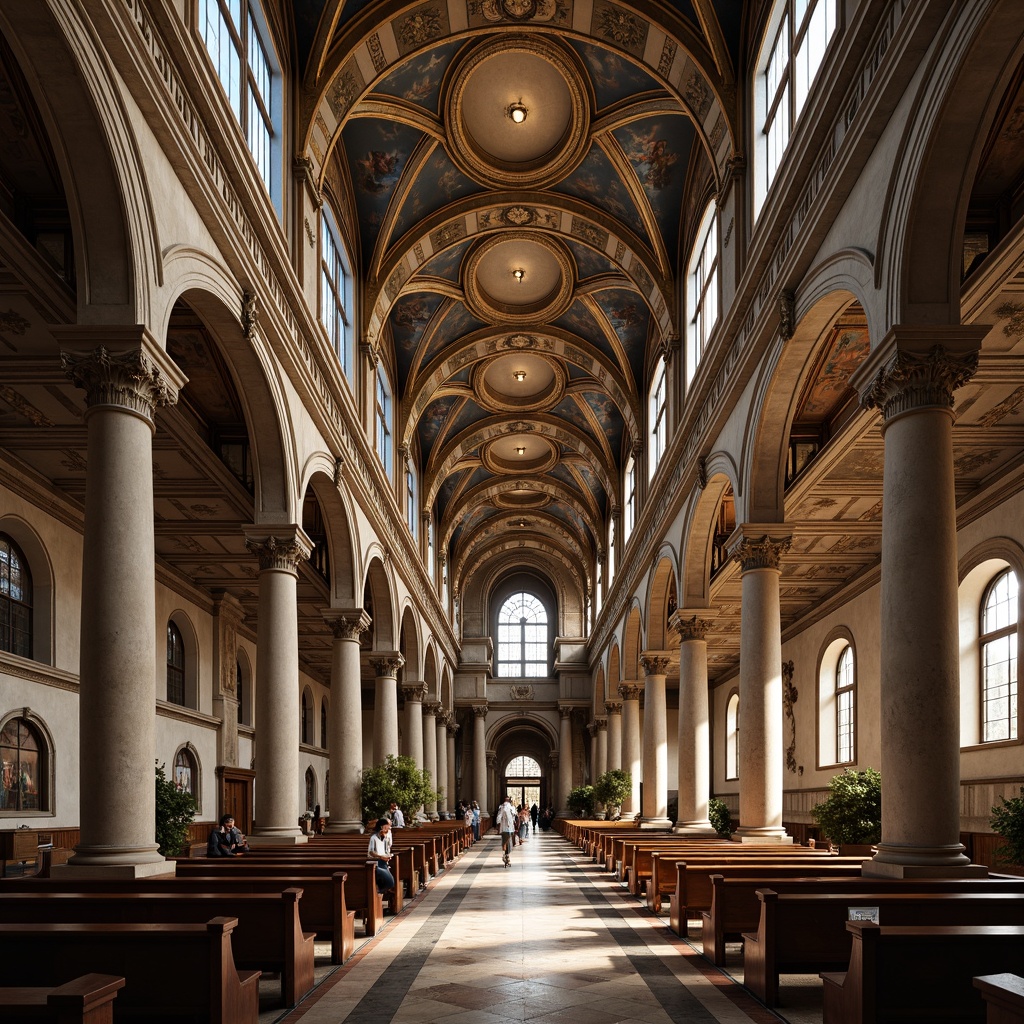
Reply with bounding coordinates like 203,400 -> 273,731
274,829 -> 819,1024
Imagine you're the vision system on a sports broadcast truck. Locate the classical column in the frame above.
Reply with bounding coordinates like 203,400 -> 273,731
435,713 -> 449,816
732,532 -> 792,844
558,705 -> 574,814
595,717 -> 608,778
640,654 -> 672,827
372,654 -> 404,764
245,527 -> 313,846
422,701 -> 440,819
605,700 -> 623,772
855,328 -> 987,877
486,751 -> 497,810
402,683 -> 426,769
472,705 -> 488,806
671,612 -> 717,836
323,610 -> 370,833
60,338 -> 183,877
619,684 -> 642,815
446,718 -> 458,814
587,722 -> 598,781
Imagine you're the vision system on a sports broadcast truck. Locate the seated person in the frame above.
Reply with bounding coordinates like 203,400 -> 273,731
367,818 -> 395,894
225,816 -> 249,853
207,813 -> 236,856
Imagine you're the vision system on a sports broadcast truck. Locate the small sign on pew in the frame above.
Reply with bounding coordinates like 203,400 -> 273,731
848,906 -> 880,923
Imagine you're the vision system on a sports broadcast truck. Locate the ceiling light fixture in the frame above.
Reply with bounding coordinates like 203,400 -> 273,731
512,268 -> 525,284
515,446 -> 526,455
507,100 -> 528,124
512,369 -> 527,382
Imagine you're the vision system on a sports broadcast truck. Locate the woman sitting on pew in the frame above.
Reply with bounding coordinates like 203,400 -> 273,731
368,818 -> 395,895
207,814 -> 236,857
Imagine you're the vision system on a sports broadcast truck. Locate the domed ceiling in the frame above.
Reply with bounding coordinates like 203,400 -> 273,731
297,0 -> 741,607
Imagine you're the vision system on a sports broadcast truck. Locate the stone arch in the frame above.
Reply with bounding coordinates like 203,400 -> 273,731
679,471 -> 734,609
363,555 -> 397,650
300,456 -> 360,606
399,605 -> 422,681
440,666 -> 453,713
878,1 -> 1024,328
488,712 -> 558,753
646,550 -> 679,650
424,645 -> 439,703
0,515 -> 55,666
622,603 -> 644,681
593,665 -> 606,716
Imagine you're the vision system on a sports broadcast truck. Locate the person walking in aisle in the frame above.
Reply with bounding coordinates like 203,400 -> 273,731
496,795 -> 517,867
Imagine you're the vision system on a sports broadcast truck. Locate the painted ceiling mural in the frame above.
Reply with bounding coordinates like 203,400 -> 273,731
299,0 -> 741,604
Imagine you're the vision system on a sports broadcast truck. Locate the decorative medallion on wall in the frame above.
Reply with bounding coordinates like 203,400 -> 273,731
509,684 -> 535,700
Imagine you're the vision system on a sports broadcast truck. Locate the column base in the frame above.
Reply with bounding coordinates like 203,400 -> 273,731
673,821 -> 719,837
56,845 -> 173,879
862,842 -> 986,879
640,817 -> 673,829
324,819 -> 365,834
734,826 -> 793,844
249,831 -> 309,848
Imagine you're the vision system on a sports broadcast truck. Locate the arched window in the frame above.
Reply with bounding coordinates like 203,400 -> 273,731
174,746 -> 199,804
305,766 -> 316,813
686,202 -> 718,386
623,454 -> 637,543
0,533 -> 32,658
497,592 -> 548,678
301,689 -> 314,745
981,569 -> 1018,742
406,457 -> 418,538
198,0 -> 281,204
320,699 -> 328,750
726,692 -> 739,780
505,756 -> 542,777
0,714 -> 50,813
648,356 -> 667,481
754,0 -> 838,215
166,622 -> 185,707
320,203 -> 354,379
607,517 -> 617,587
376,364 -> 393,478
836,645 -> 855,764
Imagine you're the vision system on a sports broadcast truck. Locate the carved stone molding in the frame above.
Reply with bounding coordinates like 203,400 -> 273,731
594,716 -> 608,731
860,344 -> 979,421
509,684 -> 534,701
473,704 -> 489,719
778,289 -> 795,341
324,609 -> 372,642
402,683 -> 428,703
640,655 -> 671,676
245,531 -> 312,573
559,705 -> 574,720
371,655 -> 405,677
604,700 -> 623,716
736,535 -> 791,572
618,683 -> 642,702
241,290 -> 259,341
423,701 -> 442,719
62,346 -> 179,423
446,719 -> 460,737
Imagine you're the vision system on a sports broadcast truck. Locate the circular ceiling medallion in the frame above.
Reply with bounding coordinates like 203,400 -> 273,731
464,232 -> 574,325
493,489 -> 551,509
442,36 -> 591,190
474,353 -> 564,413
483,434 -> 558,476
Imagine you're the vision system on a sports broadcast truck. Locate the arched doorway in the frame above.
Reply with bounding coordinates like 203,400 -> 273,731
503,755 -> 543,812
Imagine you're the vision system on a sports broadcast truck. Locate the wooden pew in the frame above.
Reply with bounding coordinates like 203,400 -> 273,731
974,974 -> 1024,1023
820,922 -> 1024,1023
745,890 -> 1024,1009
0,918 -> 259,1023
0,973 -> 124,1023
0,889 -> 313,1007
1,869 -> 362,963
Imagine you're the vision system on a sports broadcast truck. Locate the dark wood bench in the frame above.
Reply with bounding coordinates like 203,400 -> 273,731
0,888 -> 313,1007
821,923 -> 1024,1023
0,918 -> 259,1023
744,890 -> 1024,1008
974,974 -> 1024,1023
1,869 -> 362,963
0,973 -> 124,1023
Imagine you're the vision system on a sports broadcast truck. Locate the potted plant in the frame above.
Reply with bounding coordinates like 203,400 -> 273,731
593,770 -> 632,820
811,767 -> 881,853
566,784 -> 595,818
708,796 -> 734,838
360,754 -> 440,825
154,761 -> 196,857
990,787 -> 1024,873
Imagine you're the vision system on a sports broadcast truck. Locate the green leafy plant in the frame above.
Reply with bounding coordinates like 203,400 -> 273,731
593,769 -> 631,812
360,755 -> 440,824
154,761 -> 196,856
566,784 -> 595,818
708,796 -> 733,838
991,787 -> 1024,866
811,767 -> 882,846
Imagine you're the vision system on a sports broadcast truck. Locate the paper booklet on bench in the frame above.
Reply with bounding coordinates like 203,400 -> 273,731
848,906 -> 880,923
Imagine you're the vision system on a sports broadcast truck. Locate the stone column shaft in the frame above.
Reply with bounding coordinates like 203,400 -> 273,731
605,701 -> 623,773
595,718 -> 608,779
619,684 -> 642,814
558,706 -> 574,815
640,655 -> 672,827
435,715 -> 449,815
325,611 -> 370,833
422,702 -> 439,818
472,705 -> 488,806
446,721 -> 457,814
402,683 -> 426,769
372,655 -> 404,764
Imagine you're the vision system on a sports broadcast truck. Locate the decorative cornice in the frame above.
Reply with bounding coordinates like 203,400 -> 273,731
62,346 -> 178,424
402,683 -> 428,703
735,534 -> 791,572
604,700 -> 623,715
371,655 -> 405,677
618,683 -> 642,701
640,655 -> 671,676
244,530 -> 313,573
860,344 -> 979,421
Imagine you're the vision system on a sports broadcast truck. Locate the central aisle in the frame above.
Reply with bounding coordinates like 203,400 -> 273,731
282,830 -> 782,1024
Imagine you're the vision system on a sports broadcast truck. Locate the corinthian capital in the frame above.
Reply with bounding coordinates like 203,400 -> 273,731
618,683 -> 642,701
735,535 -> 791,572
672,614 -> 713,643
860,344 -> 978,421
423,701 -> 441,719
402,683 -> 427,703
472,704 -> 489,719
244,528 -> 313,572
62,345 -> 180,424
371,655 -> 405,678
640,654 -> 671,676
604,700 -> 623,716
324,609 -> 371,641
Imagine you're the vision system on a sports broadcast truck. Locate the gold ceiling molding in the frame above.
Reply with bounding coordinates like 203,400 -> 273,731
493,491 -> 551,509
481,434 -> 560,475
463,231 -> 575,325
472,353 -> 567,413
442,35 -> 591,190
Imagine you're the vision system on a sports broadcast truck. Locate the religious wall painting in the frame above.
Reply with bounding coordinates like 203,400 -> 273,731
371,39 -> 464,112
468,0 -> 570,28
436,472 -> 461,515
448,366 -> 472,384
421,237 -> 472,282
447,396 -> 491,437
554,144 -> 649,244
583,390 -> 625,455
421,305 -> 489,367
593,286 -> 651,384
568,38 -> 661,110
551,395 -> 599,443
797,327 -> 871,420
553,300 -> 610,351
390,292 -> 446,382
418,395 -> 459,456
574,462 -> 607,509
390,147 -> 483,245
565,237 -> 617,281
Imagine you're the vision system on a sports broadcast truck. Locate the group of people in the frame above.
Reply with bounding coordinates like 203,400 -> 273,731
206,813 -> 249,856
456,799 -> 481,841
494,797 -> 549,865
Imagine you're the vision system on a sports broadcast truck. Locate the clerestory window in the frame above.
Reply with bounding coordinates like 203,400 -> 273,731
981,569 -> 1018,742
497,592 -> 548,678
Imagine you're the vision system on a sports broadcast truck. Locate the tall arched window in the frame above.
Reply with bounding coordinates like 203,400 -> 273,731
198,0 -> 281,203
836,645 -> 855,764
0,714 -> 49,813
305,766 -> 317,813
648,356 -> 667,480
686,202 -> 718,386
0,534 -> 32,658
301,688 -> 314,745
754,0 -> 838,215
320,203 -> 354,379
166,622 -> 185,706
981,569 -> 1018,742
623,455 -> 637,544
174,746 -> 199,804
726,692 -> 740,780
497,592 -> 548,678
376,364 -> 393,478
